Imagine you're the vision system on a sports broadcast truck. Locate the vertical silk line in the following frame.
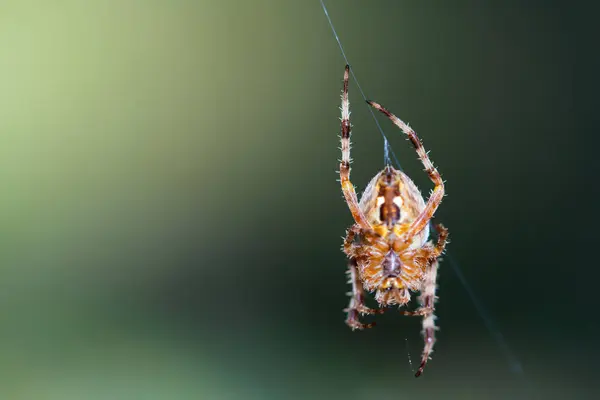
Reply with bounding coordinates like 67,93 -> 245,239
320,0 -> 398,167
319,0 -> 526,379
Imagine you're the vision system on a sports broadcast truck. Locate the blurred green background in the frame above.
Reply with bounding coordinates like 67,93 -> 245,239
0,0 -> 586,399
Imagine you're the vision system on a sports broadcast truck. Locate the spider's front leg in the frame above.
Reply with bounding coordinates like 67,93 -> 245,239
339,65 -> 371,231
367,101 -> 444,242
344,258 -> 383,330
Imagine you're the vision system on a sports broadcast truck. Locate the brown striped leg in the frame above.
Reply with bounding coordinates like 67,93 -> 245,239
367,101 -> 444,241
432,223 -> 449,257
342,224 -> 361,256
402,258 -> 440,377
344,258 -> 383,330
340,65 -> 371,231
402,224 -> 446,377
402,223 -> 446,316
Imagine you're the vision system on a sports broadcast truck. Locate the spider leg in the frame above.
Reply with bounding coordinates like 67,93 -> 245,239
400,222 -> 447,313
401,222 -> 447,314
432,223 -> 449,258
367,101 -> 444,242
340,65 -> 371,231
342,223 -> 362,256
402,224 -> 447,376
344,258 -> 384,330
402,257 -> 440,377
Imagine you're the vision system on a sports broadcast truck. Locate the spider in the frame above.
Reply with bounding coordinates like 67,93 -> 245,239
338,65 -> 448,377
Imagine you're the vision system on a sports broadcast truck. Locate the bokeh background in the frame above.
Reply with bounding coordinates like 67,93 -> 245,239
0,0 -> 587,399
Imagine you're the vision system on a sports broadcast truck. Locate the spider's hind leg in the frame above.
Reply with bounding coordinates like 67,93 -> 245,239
344,258 -> 384,330
402,258 -> 440,377
401,223 -> 447,376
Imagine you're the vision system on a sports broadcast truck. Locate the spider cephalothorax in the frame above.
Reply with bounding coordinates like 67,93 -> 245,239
337,65 -> 448,377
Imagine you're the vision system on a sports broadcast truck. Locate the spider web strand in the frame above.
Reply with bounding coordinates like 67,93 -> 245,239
320,0 -> 398,167
445,252 -> 524,375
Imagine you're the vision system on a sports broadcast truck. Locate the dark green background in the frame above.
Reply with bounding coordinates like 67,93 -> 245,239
1,0 -> 588,399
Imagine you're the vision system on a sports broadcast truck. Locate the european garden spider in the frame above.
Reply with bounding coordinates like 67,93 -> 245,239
339,65 -> 448,377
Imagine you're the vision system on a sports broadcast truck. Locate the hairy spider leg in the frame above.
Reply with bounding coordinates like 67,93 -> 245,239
402,225 -> 447,317
414,258 -> 440,377
344,257 -> 384,330
401,223 -> 448,377
367,101 -> 445,242
432,223 -> 449,258
340,65 -> 371,231
343,225 -> 385,323
342,223 -> 363,258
